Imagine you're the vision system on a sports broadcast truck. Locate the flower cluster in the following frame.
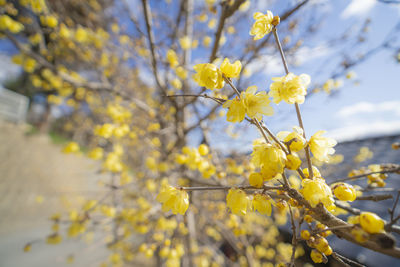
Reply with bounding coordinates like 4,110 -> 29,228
277,126 -> 306,152
193,63 -> 225,90
175,145 -> 216,179
251,140 -> 287,180
300,177 -> 335,210
223,86 -> 274,122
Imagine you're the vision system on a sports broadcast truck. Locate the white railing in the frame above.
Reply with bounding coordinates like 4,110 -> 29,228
0,87 -> 29,123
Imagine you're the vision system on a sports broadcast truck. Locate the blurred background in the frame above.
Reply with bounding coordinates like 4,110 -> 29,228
0,0 -> 400,266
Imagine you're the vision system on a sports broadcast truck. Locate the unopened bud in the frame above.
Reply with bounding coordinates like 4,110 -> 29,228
272,15 -> 280,26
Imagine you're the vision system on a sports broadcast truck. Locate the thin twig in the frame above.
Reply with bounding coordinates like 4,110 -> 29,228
223,76 -> 241,96
332,253 -> 352,267
165,94 -> 226,105
388,190 -> 400,226
271,26 -> 314,178
180,185 -> 283,191
330,166 -> 400,184
313,224 -> 354,234
356,194 -> 393,201
288,205 -> 297,267
141,0 -> 165,92
333,252 -> 366,267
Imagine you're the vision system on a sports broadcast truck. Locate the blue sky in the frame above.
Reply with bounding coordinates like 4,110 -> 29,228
206,0 -> 400,152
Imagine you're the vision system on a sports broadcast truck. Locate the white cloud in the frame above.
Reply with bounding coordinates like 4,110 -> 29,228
336,101 -> 400,118
326,120 -> 400,142
246,53 -> 284,76
293,44 -> 333,66
341,0 -> 376,19
246,44 -> 332,76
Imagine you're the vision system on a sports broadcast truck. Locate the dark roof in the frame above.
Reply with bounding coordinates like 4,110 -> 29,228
324,135 -> 400,266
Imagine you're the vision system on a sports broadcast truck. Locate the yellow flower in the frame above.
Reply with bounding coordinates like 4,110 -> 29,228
23,243 -> 32,252
351,227 -> 369,243
103,153 -> 123,173
175,66 -> 187,79
242,86 -> 274,119
62,142 -> 80,154
198,144 -> 209,156
203,36 -> 212,47
59,24 -> 71,38
354,146 -> 373,163
46,15 -> 58,28
223,97 -> 245,123
309,131 -> 337,162
179,35 -> 191,50
250,11 -> 274,40
346,71 -> 356,79
300,230 -> 311,240
303,166 -> 322,178
220,58 -> 242,78
193,63 -> 224,90
301,178 -> 335,210
249,172 -> 263,188
75,27 -> 88,43
310,249 -> 324,263
285,153 -> 301,170
269,73 -> 311,104
227,26 -> 236,34
156,184 -> 189,215
0,15 -> 24,33
332,182 -> 356,202
226,188 -> 250,215
208,18 -> 217,29
197,13 -> 208,22
166,49 -> 179,68
239,1 -> 250,12
46,233 -> 62,245
277,126 -> 306,152
171,78 -> 182,90
251,141 -> 286,180
94,123 -> 115,138
88,147 -> 103,160
223,86 -> 273,123
359,212 -> 385,234
252,194 -> 273,215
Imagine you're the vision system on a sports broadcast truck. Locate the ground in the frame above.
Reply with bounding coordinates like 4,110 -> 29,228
0,120 -> 108,267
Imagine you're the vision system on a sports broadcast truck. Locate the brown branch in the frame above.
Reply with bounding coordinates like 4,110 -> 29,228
209,0 -> 245,62
332,252 -> 366,267
389,191 -> 400,222
141,0 -> 165,92
285,188 -> 400,258
356,194 -> 393,201
180,185 -> 282,191
165,94 -> 226,105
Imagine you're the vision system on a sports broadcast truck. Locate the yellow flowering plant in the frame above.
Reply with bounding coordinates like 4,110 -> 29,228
3,1 -> 400,266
